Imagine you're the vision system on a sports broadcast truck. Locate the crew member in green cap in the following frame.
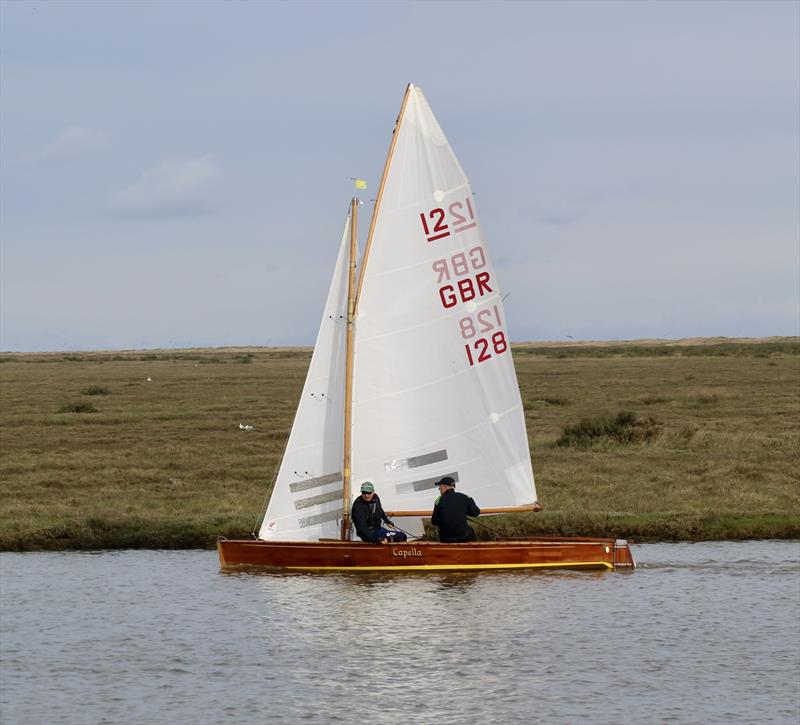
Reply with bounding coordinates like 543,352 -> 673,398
351,482 -> 407,543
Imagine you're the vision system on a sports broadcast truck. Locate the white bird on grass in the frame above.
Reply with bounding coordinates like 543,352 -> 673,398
239,423 -> 254,431
146,376 -> 152,382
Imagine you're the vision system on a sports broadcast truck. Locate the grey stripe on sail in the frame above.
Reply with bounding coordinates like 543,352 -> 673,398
394,472 -> 460,495
298,509 -> 341,528
289,472 -> 342,493
407,449 -> 448,468
384,449 -> 448,472
294,489 -> 343,510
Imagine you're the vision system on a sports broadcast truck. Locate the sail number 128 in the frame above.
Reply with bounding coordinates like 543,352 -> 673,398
460,304 -> 508,366
465,332 -> 508,366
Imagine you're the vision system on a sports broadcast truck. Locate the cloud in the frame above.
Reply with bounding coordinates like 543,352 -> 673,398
28,125 -> 108,163
110,157 -> 223,219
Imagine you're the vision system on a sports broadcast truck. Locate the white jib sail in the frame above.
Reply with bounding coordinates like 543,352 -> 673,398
351,85 -> 537,519
258,213 -> 352,541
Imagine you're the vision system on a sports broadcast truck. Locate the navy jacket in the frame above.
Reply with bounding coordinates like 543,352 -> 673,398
431,489 -> 480,542
351,494 -> 391,543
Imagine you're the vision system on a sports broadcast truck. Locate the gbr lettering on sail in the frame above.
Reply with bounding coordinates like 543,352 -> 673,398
420,197 -> 509,368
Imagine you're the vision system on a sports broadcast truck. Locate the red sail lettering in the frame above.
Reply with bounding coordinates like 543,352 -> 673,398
439,285 -> 458,308
458,278 -> 476,302
476,272 -> 492,295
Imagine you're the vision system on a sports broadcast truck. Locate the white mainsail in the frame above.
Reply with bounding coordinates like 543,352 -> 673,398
351,85 -> 537,517
258,213 -> 352,541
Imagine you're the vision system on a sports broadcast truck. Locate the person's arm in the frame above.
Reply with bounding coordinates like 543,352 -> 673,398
431,499 -> 441,526
467,497 -> 480,517
351,500 -> 369,539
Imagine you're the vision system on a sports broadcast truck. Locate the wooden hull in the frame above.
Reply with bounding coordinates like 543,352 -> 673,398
217,536 -> 636,572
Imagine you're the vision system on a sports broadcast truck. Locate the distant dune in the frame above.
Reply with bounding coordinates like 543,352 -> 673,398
514,336 -> 798,348
3,336 -> 797,357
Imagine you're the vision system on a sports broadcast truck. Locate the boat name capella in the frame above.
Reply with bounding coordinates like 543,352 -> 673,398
391,547 -> 423,558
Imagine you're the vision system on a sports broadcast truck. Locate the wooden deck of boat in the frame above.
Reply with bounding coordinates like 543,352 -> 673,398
217,537 -> 636,572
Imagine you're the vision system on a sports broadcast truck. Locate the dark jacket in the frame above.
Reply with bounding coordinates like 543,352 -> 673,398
351,494 -> 391,543
431,489 -> 480,542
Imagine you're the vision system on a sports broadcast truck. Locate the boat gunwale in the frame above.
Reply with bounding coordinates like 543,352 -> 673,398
220,537 -> 624,547
220,561 -> 616,572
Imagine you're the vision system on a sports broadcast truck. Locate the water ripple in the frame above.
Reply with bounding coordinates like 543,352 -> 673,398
1,542 -> 798,724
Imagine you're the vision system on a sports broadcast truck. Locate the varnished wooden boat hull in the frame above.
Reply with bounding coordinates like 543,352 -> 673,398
217,536 -> 636,572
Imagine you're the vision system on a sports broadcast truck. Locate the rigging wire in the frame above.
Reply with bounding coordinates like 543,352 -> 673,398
387,522 -> 423,541
467,516 -> 507,540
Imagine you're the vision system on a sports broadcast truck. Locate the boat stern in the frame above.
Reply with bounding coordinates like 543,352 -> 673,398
613,539 -> 636,568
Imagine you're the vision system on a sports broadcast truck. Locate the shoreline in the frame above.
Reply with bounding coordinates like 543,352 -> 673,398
3,513 -> 798,552
2,338 -> 797,553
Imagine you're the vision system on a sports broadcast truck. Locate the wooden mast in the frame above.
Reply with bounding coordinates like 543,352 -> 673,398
340,197 -> 358,540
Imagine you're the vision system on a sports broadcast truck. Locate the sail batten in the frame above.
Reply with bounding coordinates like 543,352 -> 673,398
289,473 -> 342,492
294,490 -> 343,510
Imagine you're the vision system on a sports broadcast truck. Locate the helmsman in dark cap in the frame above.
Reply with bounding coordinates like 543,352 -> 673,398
430,476 -> 481,542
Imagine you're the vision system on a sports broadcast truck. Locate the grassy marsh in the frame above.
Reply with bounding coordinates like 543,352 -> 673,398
1,338 -> 798,550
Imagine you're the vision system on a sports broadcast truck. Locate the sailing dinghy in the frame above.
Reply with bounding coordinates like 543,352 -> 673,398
217,84 -> 635,572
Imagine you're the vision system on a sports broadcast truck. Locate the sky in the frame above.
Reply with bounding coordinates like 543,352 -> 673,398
1,0 -> 798,351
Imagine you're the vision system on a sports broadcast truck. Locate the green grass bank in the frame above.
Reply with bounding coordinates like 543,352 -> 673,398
1,337 -> 798,550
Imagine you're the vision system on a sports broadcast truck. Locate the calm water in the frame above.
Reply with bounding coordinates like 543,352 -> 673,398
1,542 -> 798,724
